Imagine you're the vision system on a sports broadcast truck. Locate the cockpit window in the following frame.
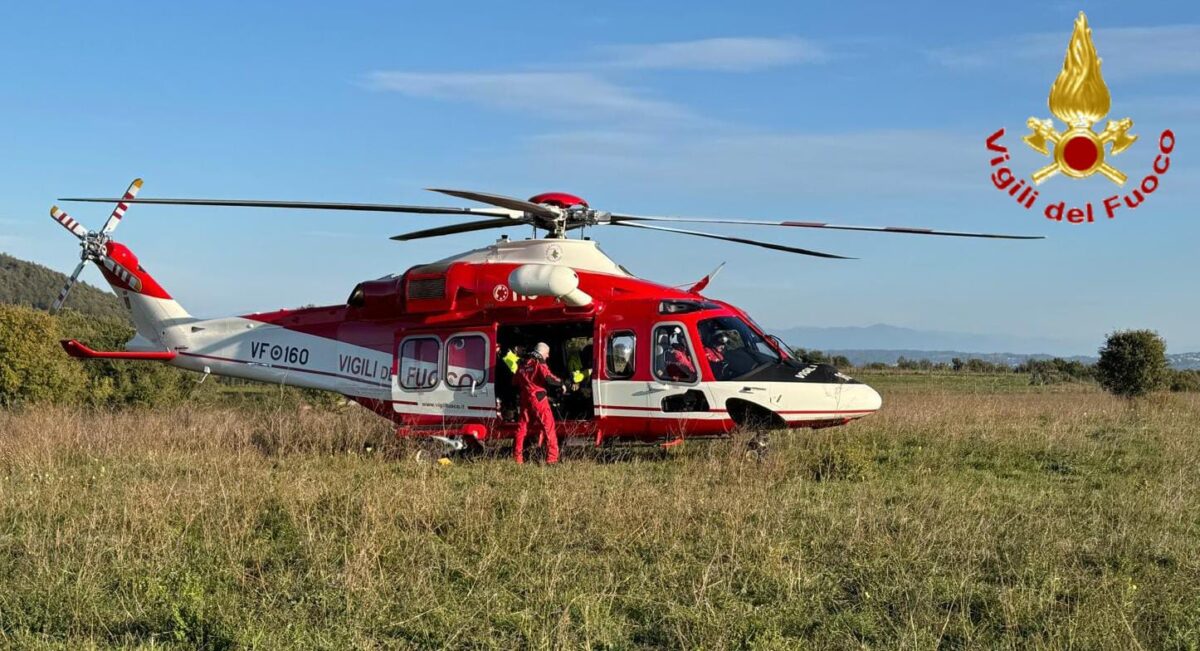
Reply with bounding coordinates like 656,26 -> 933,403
698,316 -> 781,380
768,335 -> 798,361
763,333 -> 801,365
653,324 -> 698,383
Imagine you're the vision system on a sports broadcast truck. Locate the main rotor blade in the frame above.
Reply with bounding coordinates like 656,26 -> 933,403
390,217 -> 527,241
612,221 -> 852,260
426,188 -> 560,219
51,260 -> 87,313
609,214 -> 1044,240
59,196 -> 517,218
100,178 -> 143,235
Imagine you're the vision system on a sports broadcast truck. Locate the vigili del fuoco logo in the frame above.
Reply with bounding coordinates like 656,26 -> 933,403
985,12 -> 1175,224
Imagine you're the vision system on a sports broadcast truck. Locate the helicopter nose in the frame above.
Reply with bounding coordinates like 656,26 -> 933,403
859,383 -> 883,412
841,381 -> 882,414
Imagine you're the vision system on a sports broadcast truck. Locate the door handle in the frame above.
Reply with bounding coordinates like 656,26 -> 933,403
648,382 -> 668,392
740,386 -> 766,393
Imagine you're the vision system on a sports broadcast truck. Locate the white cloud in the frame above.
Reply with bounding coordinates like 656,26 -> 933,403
363,71 -> 696,123
929,24 -> 1200,79
598,37 -> 827,71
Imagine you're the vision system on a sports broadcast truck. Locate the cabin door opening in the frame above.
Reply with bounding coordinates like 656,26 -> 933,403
496,320 -> 595,424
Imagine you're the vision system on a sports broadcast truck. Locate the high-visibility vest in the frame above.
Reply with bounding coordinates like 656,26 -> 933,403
567,351 -> 592,383
502,349 -> 519,374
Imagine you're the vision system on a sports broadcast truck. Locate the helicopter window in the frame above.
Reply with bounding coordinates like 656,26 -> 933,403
398,336 -> 441,390
697,317 -> 780,380
767,334 -> 804,366
446,334 -> 488,391
606,331 -> 636,380
652,324 -> 698,384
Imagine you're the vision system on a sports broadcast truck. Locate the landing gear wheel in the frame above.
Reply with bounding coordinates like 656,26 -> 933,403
411,436 -> 465,465
746,431 -> 770,461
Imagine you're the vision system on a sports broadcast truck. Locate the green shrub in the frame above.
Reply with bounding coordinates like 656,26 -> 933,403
1097,330 -> 1168,397
0,304 -> 88,405
1169,370 -> 1200,393
0,304 -> 198,407
57,310 -> 199,407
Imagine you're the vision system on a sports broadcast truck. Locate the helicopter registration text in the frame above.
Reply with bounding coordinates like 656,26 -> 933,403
250,341 -> 310,365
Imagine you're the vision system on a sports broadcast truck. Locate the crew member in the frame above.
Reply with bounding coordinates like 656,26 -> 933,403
501,344 -> 524,374
704,332 -> 729,379
567,344 -> 593,385
659,329 -> 696,382
513,342 -> 565,464
611,342 -> 632,376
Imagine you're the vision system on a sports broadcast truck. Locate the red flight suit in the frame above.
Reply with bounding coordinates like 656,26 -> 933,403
513,354 -> 564,463
664,346 -> 696,381
704,345 -> 725,377
704,345 -> 724,364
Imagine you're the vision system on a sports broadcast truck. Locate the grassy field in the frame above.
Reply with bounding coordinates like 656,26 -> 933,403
1,374 -> 1199,649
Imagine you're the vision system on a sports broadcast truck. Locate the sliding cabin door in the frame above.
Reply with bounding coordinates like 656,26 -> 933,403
393,329 -> 497,425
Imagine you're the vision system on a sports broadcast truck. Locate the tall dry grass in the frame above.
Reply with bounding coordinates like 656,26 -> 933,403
1,386 -> 1198,649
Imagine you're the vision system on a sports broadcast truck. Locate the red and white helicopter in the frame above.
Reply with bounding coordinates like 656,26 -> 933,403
50,180 -> 1040,454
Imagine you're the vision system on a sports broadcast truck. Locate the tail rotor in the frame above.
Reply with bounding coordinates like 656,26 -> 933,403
48,178 -> 143,313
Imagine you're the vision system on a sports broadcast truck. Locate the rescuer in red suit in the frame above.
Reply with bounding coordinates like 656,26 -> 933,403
703,332 -> 729,379
513,342 -> 565,464
667,343 -> 695,381
659,329 -> 696,382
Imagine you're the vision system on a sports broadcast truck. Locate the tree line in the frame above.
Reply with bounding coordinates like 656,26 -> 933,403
0,303 -> 346,409
1,302 -> 1193,407
797,331 -> 1199,396
0,304 -> 204,406
0,253 -> 128,321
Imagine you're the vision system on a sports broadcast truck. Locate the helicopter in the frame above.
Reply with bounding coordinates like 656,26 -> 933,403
49,180 -> 1041,455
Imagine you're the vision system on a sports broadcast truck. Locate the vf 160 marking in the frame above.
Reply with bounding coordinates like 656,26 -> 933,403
250,341 -> 310,365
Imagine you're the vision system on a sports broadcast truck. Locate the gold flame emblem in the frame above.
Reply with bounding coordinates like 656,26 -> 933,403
1023,12 -> 1137,185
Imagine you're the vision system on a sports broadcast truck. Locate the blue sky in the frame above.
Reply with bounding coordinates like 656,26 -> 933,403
2,0 -> 1197,354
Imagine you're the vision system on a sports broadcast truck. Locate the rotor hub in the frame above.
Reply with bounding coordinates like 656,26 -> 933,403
524,192 -> 594,238
528,192 -> 588,209
80,232 -> 109,261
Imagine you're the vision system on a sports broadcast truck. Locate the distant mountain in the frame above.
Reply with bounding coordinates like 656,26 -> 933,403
1170,352 -> 1200,370
828,349 -> 1200,371
773,323 -> 1200,370
773,323 -> 1087,356
0,252 -> 127,321
823,349 -> 1094,368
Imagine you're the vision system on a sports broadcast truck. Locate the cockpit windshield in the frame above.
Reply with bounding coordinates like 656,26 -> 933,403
768,334 -> 801,362
697,316 -> 781,380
